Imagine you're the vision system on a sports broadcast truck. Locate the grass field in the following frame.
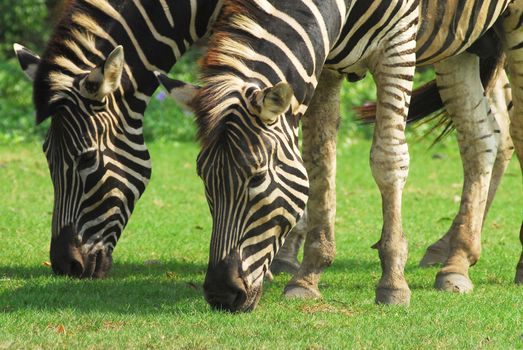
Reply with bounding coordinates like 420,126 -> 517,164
0,138 -> 522,349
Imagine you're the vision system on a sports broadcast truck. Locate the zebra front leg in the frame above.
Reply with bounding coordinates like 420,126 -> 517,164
420,71 -> 514,267
433,52 -> 498,293
364,9 -> 420,305
284,69 -> 343,299
270,211 -> 306,275
369,59 -> 414,306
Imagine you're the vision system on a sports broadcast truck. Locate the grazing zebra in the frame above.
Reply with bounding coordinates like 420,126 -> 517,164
12,0 -> 306,279
13,0 -> 223,278
157,0 -> 522,311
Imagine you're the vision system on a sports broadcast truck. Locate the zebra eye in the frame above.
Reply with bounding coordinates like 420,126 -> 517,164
249,173 -> 266,188
78,150 -> 97,166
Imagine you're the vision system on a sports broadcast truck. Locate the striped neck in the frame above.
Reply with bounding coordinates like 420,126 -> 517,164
34,0 -> 220,122
198,0 -> 345,117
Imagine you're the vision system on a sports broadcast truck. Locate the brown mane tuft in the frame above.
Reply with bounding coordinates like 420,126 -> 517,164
192,0 -> 265,148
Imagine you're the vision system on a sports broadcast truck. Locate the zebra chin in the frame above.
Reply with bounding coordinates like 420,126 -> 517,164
203,250 -> 264,312
50,224 -> 113,279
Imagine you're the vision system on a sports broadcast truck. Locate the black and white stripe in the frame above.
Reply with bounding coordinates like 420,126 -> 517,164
162,0 -> 518,311
14,0 -> 221,278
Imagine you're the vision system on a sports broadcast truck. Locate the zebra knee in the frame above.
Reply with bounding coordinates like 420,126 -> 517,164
303,227 -> 336,269
369,143 -> 409,192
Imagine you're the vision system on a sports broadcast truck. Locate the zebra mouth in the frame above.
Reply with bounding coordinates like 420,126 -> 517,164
204,280 -> 263,313
235,284 -> 263,312
50,225 -> 113,279
203,251 -> 265,312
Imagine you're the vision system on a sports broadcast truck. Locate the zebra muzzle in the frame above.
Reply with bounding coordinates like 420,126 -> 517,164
49,225 -> 113,279
203,250 -> 253,312
50,225 -> 85,278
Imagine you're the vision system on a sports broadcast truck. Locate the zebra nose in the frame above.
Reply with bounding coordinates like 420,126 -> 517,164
203,252 -> 248,312
50,226 -> 85,278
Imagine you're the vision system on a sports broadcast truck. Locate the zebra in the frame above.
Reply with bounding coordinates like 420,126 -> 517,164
13,0 -> 223,278
12,0 -> 305,279
157,0 -> 523,311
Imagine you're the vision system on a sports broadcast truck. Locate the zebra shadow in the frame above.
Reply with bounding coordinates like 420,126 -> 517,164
0,260 -> 210,314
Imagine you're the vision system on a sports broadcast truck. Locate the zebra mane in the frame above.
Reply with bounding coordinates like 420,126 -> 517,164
194,0 -> 267,148
33,0 -> 123,123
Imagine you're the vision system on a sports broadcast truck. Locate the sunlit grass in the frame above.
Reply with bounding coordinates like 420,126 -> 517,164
0,139 -> 522,349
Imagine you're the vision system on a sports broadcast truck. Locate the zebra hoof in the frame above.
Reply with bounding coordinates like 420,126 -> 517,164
435,273 -> 473,293
283,284 -> 321,299
375,287 -> 411,306
270,259 -> 300,275
419,247 -> 447,267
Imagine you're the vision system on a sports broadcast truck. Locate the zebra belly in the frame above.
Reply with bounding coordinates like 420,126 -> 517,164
325,0 -> 509,74
325,0 -> 417,74
415,0 -> 510,65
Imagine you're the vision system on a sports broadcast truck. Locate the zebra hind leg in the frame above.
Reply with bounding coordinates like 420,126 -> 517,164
432,52 -> 498,293
419,70 -> 514,267
284,69 -> 343,299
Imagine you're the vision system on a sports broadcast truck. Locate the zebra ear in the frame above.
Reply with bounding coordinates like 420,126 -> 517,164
154,72 -> 200,111
13,43 -> 40,81
253,82 -> 294,124
80,46 -> 125,100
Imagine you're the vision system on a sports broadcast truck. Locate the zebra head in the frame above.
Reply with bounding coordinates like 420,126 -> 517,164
14,44 -> 152,278
158,73 -> 309,312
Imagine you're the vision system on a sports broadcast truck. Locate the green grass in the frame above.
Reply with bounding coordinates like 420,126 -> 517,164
0,51 -> 436,144
0,138 -> 522,349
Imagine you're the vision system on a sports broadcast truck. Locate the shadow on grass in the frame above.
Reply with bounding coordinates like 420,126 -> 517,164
0,257 -> 445,314
0,260 -> 208,314
0,259 -> 207,279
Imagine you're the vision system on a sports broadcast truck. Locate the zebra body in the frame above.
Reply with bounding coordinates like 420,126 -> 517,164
14,0 -> 221,277
324,1 -> 509,73
158,0 -> 522,311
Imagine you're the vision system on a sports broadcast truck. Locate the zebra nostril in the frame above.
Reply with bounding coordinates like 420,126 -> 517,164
69,258 -> 85,278
203,250 -> 254,311
232,288 -> 247,308
49,225 -> 87,278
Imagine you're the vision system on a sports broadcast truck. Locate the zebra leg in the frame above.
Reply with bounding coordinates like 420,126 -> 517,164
433,52 -> 498,293
364,11 -> 421,304
419,71 -> 514,267
284,69 -> 343,299
368,59 -> 414,306
483,71 -> 514,221
501,4 -> 523,284
270,211 -> 306,275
